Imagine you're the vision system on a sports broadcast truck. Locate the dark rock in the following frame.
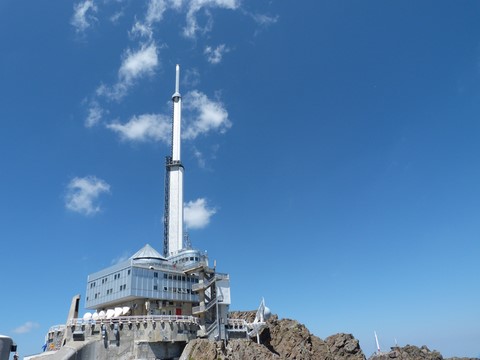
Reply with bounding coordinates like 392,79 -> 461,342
369,345 -> 443,360
182,312 -> 367,360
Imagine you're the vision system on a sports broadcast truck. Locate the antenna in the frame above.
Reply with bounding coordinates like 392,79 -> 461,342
175,64 -> 180,94
165,64 -> 184,256
374,331 -> 381,354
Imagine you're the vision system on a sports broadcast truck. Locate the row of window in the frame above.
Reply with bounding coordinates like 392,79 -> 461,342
90,270 -> 131,288
89,284 -> 127,300
157,272 -> 199,283
172,256 -> 199,265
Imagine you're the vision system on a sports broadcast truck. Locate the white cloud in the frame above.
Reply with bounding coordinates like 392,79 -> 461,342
119,42 -> 158,84
106,113 -> 171,142
146,0 -> 168,25
65,176 -> 110,216
97,42 -> 159,101
193,146 -> 206,168
250,13 -> 279,26
184,0 -> 240,38
71,0 -> 98,33
183,90 -> 231,139
13,321 -> 40,334
85,101 -> 104,127
110,10 -> 124,24
130,21 -> 153,39
184,198 -> 216,229
204,44 -> 229,64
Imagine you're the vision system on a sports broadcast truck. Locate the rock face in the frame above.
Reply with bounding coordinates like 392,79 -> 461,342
369,345 -> 444,360
181,312 -> 367,360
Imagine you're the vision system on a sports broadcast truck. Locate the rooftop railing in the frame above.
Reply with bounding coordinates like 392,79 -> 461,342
68,315 -> 201,327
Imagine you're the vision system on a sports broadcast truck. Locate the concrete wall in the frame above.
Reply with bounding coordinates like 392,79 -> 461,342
0,335 -> 13,360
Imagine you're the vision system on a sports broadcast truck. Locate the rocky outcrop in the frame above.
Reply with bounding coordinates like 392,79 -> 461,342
369,345 -> 443,360
181,312 -> 367,360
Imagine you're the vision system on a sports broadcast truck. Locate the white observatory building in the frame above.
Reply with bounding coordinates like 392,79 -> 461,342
84,65 -> 231,339
29,66 -> 270,360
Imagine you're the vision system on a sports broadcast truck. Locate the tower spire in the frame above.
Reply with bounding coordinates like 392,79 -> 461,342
164,65 -> 184,257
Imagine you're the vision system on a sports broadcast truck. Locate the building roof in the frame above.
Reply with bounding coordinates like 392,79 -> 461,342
130,244 -> 166,261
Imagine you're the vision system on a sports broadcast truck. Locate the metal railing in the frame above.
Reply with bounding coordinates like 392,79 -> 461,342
68,315 -> 201,326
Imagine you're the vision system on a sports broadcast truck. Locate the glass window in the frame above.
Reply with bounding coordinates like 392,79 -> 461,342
154,285 -> 158,290
128,269 -> 131,275
154,272 -> 158,278
164,273 -> 167,279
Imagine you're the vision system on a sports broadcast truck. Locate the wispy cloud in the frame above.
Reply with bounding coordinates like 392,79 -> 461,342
204,44 -> 229,64
183,68 -> 201,88
65,176 -> 110,216
111,251 -> 131,265
85,100 -> 104,127
119,43 -> 158,83
146,0 -> 169,25
97,42 -> 159,101
250,13 -> 279,26
110,10 -> 124,24
13,321 -> 40,334
183,90 -> 231,139
193,147 -> 206,168
106,113 -> 171,142
71,0 -> 98,33
184,198 -> 216,229
183,0 -> 240,38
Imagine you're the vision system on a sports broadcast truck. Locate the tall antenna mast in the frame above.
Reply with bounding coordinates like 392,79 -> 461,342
374,331 -> 381,354
164,64 -> 184,257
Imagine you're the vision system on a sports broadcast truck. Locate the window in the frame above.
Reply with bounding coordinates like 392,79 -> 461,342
164,273 -> 167,279
153,285 -> 158,290
128,269 -> 131,275
182,276 -> 186,281
164,286 -> 168,291
173,275 -> 177,281
154,272 -> 158,278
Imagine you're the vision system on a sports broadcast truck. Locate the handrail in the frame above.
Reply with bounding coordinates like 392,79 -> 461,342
227,319 -> 247,326
68,315 -> 201,326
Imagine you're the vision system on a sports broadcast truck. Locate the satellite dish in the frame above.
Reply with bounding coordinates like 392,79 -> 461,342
122,306 -> 130,315
92,312 -> 99,320
98,310 -> 106,319
83,312 -> 92,321
106,309 -> 115,319
114,307 -> 123,317
264,306 -> 272,320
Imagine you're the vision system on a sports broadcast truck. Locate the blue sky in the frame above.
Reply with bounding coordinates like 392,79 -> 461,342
1,0 -> 479,358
